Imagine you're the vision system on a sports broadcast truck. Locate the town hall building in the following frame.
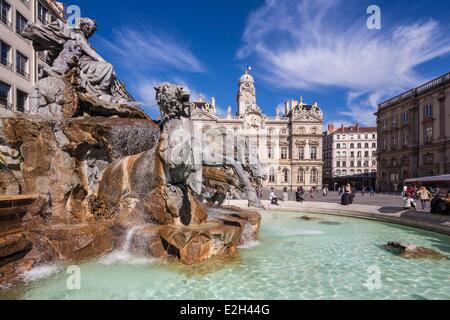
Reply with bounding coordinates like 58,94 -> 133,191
190,70 -> 324,191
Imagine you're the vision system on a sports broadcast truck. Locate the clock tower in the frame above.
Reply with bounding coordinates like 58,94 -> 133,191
237,69 -> 257,116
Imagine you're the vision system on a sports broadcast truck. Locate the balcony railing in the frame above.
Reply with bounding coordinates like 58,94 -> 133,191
0,14 -> 12,29
0,99 -> 13,110
379,72 -> 450,109
0,58 -> 13,71
16,68 -> 30,80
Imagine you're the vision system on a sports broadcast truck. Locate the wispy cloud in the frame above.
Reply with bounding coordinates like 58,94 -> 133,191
238,0 -> 450,124
96,28 -> 206,73
92,27 -> 209,118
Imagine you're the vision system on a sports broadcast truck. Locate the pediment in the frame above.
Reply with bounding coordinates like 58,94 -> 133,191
292,111 -> 323,122
191,109 -> 218,121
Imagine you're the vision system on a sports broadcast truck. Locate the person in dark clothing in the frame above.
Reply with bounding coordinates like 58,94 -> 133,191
296,186 -> 305,203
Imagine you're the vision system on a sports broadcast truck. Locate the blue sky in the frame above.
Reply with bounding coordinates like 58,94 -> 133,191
69,0 -> 450,125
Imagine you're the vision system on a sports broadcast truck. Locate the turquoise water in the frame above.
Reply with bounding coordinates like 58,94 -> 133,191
4,211 -> 450,300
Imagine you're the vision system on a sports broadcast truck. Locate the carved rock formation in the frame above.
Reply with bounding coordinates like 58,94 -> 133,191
0,77 -> 261,283
384,241 -> 447,259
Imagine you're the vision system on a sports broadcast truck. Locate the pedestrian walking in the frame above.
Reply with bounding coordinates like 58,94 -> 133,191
417,186 -> 432,210
296,186 -> 305,203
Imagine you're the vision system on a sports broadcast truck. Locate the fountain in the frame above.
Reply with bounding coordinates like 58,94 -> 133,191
0,16 -> 262,287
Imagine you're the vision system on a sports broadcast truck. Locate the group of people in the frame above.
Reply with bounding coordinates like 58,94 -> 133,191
402,185 -> 433,210
402,185 -> 450,214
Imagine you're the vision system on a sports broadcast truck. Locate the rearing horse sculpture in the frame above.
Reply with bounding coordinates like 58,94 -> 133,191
155,83 -> 266,208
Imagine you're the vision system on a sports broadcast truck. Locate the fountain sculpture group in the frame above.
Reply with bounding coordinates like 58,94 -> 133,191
0,17 -> 263,286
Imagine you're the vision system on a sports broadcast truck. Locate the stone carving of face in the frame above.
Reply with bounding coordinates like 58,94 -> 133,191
79,18 -> 97,38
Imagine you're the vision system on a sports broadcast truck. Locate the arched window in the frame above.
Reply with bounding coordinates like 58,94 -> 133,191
357,151 -> 362,157
350,143 -> 355,148
342,170 -> 347,176
337,161 -> 341,167
357,143 -> 362,148
357,161 -> 362,167
311,127 -> 317,134
350,169 -> 355,176
283,169 -> 289,183
336,170 -> 341,177
365,143 -> 369,148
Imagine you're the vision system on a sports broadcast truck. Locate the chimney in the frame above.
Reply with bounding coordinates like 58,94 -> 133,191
341,124 -> 344,130
355,123 -> 360,131
327,123 -> 334,133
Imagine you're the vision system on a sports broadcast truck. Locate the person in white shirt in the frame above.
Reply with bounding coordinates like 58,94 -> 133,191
270,188 -> 279,205
402,185 -> 408,197
403,193 -> 416,210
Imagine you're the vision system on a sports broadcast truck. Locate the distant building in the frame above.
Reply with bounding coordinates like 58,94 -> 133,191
190,70 -> 324,190
323,123 -> 377,190
0,0 -> 65,114
375,72 -> 450,192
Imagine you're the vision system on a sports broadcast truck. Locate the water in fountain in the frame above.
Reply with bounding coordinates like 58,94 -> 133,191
239,222 -> 260,249
100,226 -> 157,265
21,264 -> 62,283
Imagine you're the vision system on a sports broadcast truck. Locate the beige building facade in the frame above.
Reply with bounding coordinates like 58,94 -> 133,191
0,0 -> 64,114
191,70 -> 324,191
323,124 -> 377,190
375,72 -> 450,192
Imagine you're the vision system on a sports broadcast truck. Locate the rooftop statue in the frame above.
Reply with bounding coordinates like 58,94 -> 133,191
22,17 -> 147,119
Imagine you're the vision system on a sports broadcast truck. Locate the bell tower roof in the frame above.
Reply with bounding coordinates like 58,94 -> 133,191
239,70 -> 254,84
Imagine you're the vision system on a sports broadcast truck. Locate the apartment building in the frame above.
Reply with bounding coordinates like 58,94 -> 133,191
375,72 -> 450,192
0,0 -> 64,114
323,123 -> 377,190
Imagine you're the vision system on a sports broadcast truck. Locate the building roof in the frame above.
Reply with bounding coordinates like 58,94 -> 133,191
239,71 -> 254,84
378,72 -> 450,111
331,125 -> 376,134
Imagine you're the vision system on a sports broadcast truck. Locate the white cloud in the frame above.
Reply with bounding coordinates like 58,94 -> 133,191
96,28 -> 206,73
238,0 -> 450,124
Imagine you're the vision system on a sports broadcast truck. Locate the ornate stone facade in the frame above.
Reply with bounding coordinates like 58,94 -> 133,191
375,72 -> 450,192
191,70 -> 324,191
